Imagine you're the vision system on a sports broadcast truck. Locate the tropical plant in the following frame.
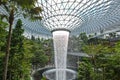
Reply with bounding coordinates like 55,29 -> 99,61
0,17 -> 8,50
0,17 -> 8,80
78,60 -> 93,80
0,1 -> 42,80
79,36 -> 120,80
8,19 -> 27,80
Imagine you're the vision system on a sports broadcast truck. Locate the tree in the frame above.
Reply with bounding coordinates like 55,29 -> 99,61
0,17 -> 8,51
79,33 -> 88,45
0,17 -> 8,80
80,36 -> 120,80
78,61 -> 93,80
0,1 -> 42,80
31,50 -> 49,69
30,37 -> 51,69
109,41 -> 120,80
8,19 -> 25,80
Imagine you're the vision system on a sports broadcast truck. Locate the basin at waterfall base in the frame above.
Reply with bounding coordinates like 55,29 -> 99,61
31,67 -> 77,80
43,69 -> 77,80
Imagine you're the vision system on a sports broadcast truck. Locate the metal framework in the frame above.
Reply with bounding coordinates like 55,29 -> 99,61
0,0 -> 120,37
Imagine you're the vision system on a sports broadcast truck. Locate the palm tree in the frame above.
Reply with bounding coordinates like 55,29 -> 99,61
0,0 -> 42,80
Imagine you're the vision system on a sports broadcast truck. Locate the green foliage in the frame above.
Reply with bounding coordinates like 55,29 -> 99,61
0,17 -> 8,47
79,33 -> 88,45
8,19 -> 28,80
1,1 -> 42,80
41,76 -> 47,80
10,0 -> 36,8
0,52 -> 5,80
0,1 -> 44,80
30,37 -> 53,69
0,17 -> 8,80
31,50 -> 49,68
82,44 -> 104,56
78,61 -> 93,80
4,19 -> 51,80
79,37 -> 120,80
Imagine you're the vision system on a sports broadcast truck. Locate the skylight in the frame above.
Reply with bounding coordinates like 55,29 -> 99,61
37,0 -> 112,32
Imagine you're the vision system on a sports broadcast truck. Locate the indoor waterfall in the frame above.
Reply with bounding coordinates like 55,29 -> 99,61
52,30 -> 69,80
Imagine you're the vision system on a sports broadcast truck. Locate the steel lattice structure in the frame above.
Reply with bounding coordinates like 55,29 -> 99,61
38,0 -> 111,31
0,0 -> 120,37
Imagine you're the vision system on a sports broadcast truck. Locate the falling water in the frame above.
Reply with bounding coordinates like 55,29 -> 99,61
52,30 -> 69,80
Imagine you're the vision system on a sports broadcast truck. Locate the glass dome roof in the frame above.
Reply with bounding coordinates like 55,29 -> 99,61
37,0 -> 111,31
0,0 -> 120,37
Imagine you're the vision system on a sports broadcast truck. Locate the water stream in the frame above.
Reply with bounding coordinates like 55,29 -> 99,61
52,30 -> 69,80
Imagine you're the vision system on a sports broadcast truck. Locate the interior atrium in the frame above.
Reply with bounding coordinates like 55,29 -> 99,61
0,0 -> 120,80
